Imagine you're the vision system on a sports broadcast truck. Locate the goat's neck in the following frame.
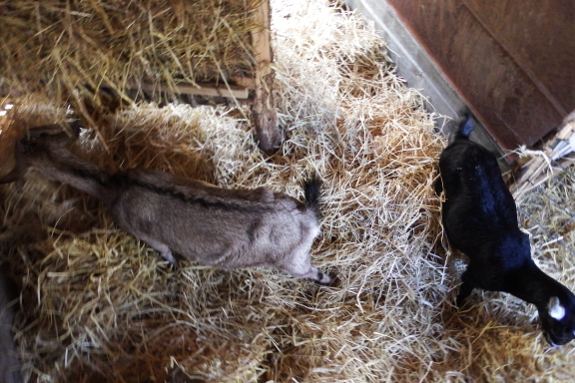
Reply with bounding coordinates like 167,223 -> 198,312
506,262 -> 566,309
29,149 -> 112,201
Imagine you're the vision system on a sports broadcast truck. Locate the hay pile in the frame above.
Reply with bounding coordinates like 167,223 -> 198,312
0,0 -> 262,113
1,0 -> 575,382
518,167 -> 575,266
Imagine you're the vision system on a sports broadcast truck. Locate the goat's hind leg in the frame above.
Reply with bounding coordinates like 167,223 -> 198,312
304,267 -> 332,286
290,266 -> 331,285
281,251 -> 332,285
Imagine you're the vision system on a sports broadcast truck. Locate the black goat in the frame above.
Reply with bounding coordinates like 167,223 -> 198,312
436,117 -> 575,346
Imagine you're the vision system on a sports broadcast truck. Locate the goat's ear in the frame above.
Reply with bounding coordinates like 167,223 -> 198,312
548,296 -> 566,320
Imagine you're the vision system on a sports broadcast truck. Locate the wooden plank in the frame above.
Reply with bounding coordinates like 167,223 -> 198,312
249,0 -> 281,154
136,81 -> 249,99
251,0 -> 273,78
385,0 -> 565,150
464,0 -> 575,116
0,102 -> 20,180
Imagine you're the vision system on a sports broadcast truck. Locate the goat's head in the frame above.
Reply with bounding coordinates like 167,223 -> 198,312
1,121 -> 82,183
539,293 -> 575,346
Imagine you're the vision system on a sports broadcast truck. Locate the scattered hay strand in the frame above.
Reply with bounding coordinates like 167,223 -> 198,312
1,1 -> 575,382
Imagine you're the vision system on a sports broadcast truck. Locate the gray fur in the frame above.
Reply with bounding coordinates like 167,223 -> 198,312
14,131 -> 331,285
0,271 -> 21,383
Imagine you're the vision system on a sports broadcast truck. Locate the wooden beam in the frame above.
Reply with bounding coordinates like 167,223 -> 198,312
136,81 -> 249,99
249,0 -> 281,154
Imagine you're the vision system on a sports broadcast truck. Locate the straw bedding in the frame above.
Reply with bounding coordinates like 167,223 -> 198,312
1,0 -> 575,382
517,167 -> 575,273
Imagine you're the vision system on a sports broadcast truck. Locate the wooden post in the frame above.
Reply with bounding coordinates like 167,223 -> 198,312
0,102 -> 22,181
249,0 -> 282,154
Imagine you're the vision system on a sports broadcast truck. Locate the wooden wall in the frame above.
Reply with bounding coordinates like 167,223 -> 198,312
382,0 -> 575,151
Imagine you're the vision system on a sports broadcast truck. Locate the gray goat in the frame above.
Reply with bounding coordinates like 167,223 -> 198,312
0,270 -> 21,383
13,126 -> 331,285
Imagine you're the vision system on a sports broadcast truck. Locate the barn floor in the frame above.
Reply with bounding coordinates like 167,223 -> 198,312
1,0 -> 575,382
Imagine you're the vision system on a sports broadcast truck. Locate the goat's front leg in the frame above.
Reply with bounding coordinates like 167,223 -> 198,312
136,233 -> 176,264
456,269 -> 475,307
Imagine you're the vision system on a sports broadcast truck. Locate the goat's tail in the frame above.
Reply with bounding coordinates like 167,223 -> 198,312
303,173 -> 322,217
457,115 -> 475,139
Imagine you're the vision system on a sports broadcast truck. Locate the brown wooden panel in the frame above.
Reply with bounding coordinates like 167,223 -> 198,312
464,0 -> 575,115
386,0 -> 566,150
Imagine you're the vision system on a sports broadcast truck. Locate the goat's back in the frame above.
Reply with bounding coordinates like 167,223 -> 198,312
439,138 -> 523,256
109,169 -> 319,267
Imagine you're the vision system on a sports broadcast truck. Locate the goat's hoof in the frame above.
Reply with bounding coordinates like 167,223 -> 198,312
315,273 -> 339,287
161,256 -> 177,266
455,296 -> 470,309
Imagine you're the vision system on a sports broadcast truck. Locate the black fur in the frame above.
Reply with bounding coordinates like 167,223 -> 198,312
437,116 -> 575,346
304,173 -> 322,218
